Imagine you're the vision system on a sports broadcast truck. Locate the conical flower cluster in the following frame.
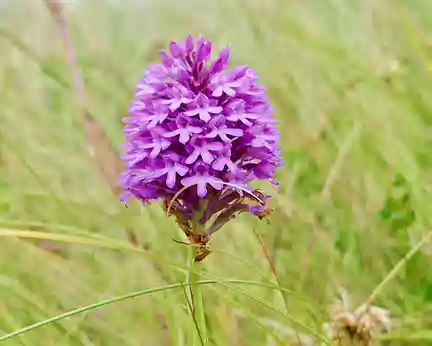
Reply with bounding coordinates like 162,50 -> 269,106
121,35 -> 282,259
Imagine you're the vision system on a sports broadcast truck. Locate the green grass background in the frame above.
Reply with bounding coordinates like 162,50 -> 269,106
0,0 -> 431,345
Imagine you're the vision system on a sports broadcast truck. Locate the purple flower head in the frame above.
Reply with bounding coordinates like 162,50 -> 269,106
121,35 -> 282,260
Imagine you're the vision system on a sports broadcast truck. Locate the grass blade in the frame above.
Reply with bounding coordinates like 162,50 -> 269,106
0,279 -> 303,342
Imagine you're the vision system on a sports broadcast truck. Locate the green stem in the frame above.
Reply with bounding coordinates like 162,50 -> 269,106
194,260 -> 207,345
187,206 -> 208,346
187,246 -> 208,346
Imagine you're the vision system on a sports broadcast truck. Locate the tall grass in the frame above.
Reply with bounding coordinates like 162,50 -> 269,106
0,0 -> 431,345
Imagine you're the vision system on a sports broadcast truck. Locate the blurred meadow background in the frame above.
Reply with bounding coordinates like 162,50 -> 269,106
0,0 -> 432,345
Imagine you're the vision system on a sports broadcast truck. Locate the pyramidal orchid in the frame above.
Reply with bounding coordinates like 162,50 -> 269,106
121,35 -> 283,261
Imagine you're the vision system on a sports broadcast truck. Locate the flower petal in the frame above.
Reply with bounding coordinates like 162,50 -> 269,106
212,157 -> 226,171
185,150 -> 200,165
169,100 -> 182,111
212,86 -> 223,97
176,165 -> 189,176
209,181 -> 223,190
179,131 -> 190,144
184,109 -> 200,116
170,41 -> 183,58
200,150 -> 215,164
185,35 -> 194,52
198,110 -> 211,122
206,142 -> 224,151
197,182 -> 208,197
166,170 -> 177,188
208,106 -> 223,114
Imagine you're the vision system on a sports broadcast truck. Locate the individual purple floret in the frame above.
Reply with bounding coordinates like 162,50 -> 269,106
121,35 -> 283,261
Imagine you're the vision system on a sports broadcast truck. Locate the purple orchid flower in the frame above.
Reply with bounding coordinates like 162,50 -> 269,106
184,94 -> 223,122
163,115 -> 202,144
121,35 -> 282,261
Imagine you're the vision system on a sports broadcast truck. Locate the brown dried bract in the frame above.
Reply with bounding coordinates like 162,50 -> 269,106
163,199 -> 192,236
194,244 -> 212,262
250,188 -> 267,204
189,233 -> 211,262
165,200 -> 212,262
255,208 -> 274,221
